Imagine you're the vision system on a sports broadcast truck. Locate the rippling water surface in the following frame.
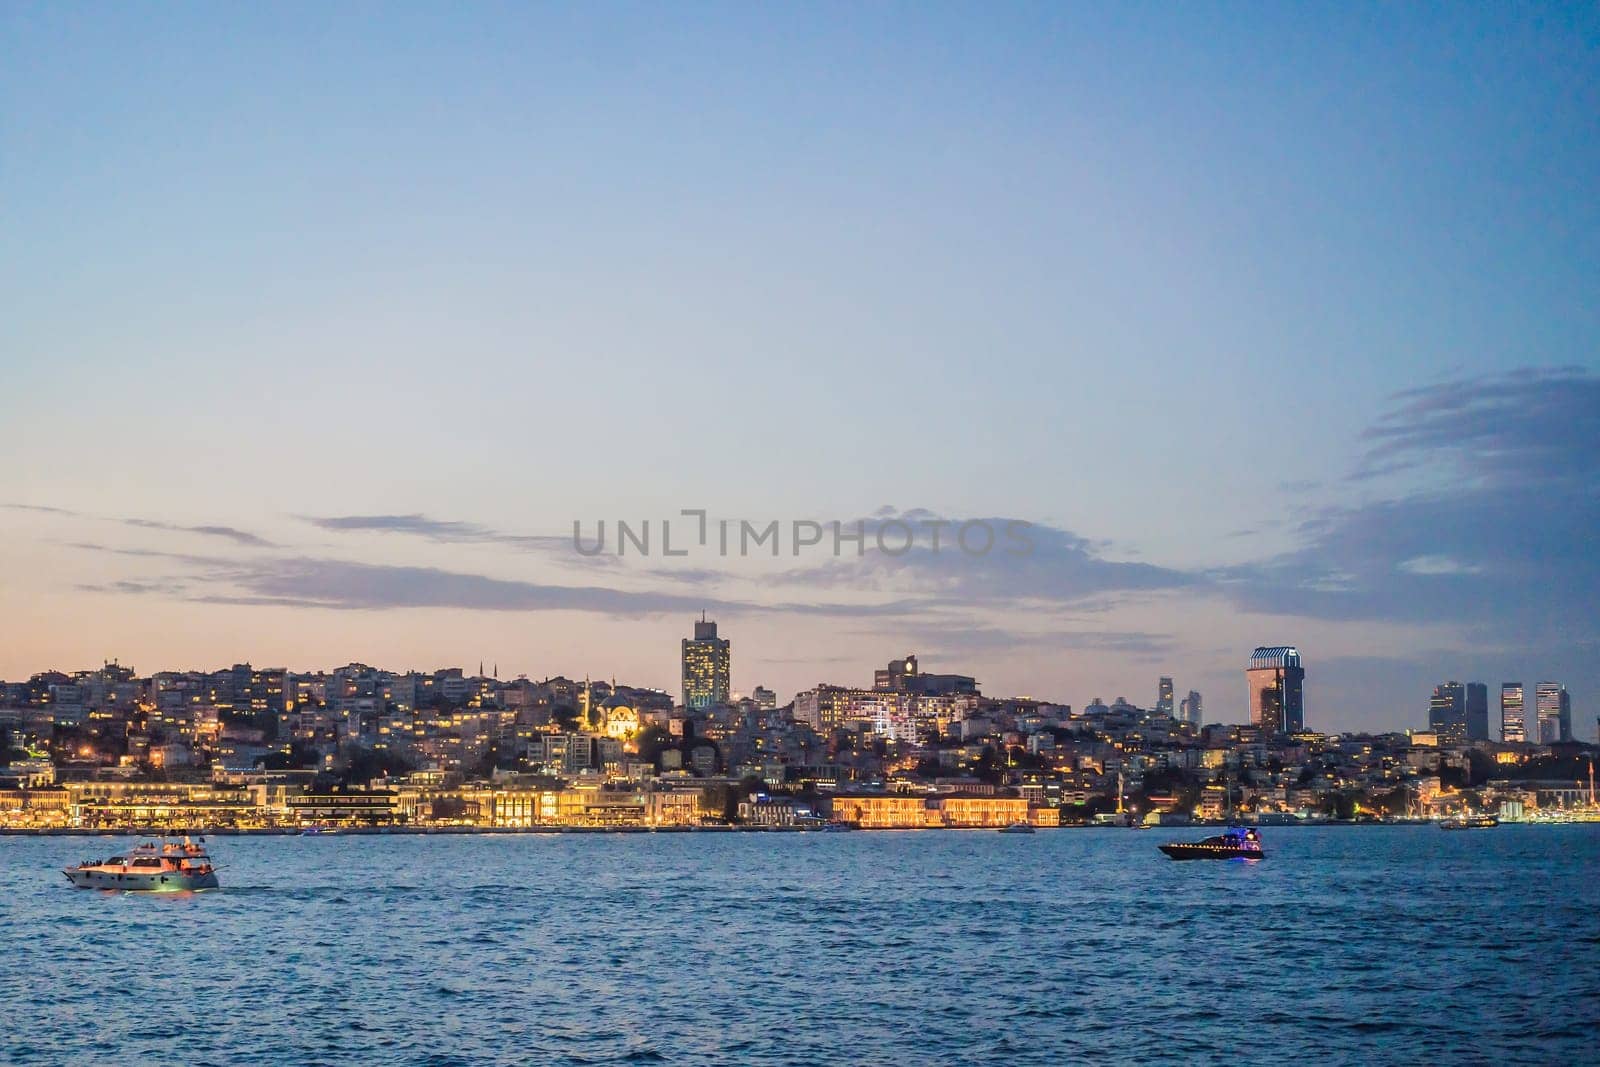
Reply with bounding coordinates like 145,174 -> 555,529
3,826 -> 1597,1065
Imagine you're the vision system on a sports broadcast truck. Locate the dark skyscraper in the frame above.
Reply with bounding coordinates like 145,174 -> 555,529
1180,690 -> 1203,727
1465,682 -> 1489,741
1501,683 -> 1526,743
1156,676 -> 1175,718
1247,647 -> 1304,733
1428,682 -> 1487,742
681,616 -> 731,711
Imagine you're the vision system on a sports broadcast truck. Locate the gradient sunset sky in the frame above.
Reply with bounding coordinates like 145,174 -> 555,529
3,4 -> 1596,733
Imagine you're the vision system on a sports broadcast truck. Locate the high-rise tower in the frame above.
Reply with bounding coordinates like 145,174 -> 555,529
1535,683 -> 1571,744
1247,647 -> 1305,733
1429,682 -> 1468,744
1501,683 -> 1526,744
1156,677 -> 1175,718
681,615 -> 731,711
1464,682 -> 1489,741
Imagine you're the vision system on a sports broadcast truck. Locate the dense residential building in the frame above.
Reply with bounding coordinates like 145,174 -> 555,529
1247,647 -> 1305,733
1502,683 -> 1526,743
681,616 -> 731,711
1536,683 -> 1571,744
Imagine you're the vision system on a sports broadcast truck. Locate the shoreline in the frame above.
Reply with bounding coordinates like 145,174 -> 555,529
5,820 -> 1591,837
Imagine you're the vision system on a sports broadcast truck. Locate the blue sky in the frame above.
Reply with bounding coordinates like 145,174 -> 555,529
3,4 -> 1596,733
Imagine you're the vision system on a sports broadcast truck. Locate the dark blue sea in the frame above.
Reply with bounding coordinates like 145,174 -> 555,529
3,826 -> 1596,1065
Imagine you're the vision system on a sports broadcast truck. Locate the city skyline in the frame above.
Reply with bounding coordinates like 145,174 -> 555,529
5,625 -> 1579,742
3,6 -> 1597,734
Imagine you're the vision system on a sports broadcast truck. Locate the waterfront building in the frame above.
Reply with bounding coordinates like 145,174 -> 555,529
1156,677 -> 1175,718
1535,683 -> 1571,744
827,792 -> 1038,829
1502,683 -> 1526,743
737,796 -> 805,827
681,616 -> 731,710
1246,647 -> 1305,733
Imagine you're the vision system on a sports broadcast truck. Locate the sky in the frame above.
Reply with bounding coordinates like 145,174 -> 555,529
2,3 -> 1597,734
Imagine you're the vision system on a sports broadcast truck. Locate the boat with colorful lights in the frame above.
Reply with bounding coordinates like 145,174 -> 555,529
1158,826 -> 1265,861
63,835 -> 220,891
1440,814 -> 1498,830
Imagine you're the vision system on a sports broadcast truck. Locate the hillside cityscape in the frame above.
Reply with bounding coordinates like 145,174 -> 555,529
2,618 -> 1594,831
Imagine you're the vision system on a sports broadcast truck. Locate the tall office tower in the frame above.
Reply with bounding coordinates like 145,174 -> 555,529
681,616 -> 731,711
1464,682 -> 1489,741
1247,647 -> 1305,733
1156,677 -> 1175,718
1429,682 -> 1468,744
1535,682 -> 1570,744
1501,683 -> 1526,743
1180,690 -> 1203,727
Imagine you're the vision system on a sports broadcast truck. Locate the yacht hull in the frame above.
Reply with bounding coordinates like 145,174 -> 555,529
1158,843 -> 1265,861
64,868 -> 220,891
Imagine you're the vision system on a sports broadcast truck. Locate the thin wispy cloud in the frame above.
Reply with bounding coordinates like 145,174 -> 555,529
302,513 -> 569,551
1354,365 -> 1599,487
123,519 -> 274,547
4,503 -> 275,547
67,543 -> 923,621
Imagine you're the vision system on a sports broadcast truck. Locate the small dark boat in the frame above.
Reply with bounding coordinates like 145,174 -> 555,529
1159,826 -> 1265,861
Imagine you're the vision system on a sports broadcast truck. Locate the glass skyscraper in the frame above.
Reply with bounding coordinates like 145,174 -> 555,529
1536,682 -> 1571,744
1429,682 -> 1468,744
1501,683 -> 1526,743
1464,682 -> 1489,741
1247,647 -> 1304,733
